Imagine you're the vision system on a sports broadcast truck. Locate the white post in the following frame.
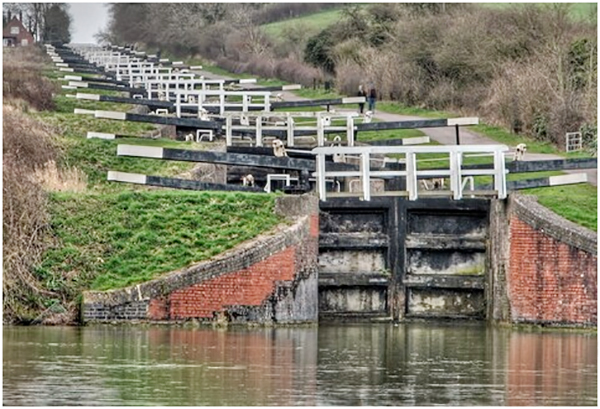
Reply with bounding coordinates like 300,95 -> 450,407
242,95 -> 248,112
175,92 -> 181,118
317,113 -> 325,147
256,116 -> 263,147
317,153 -> 327,201
219,93 -> 225,115
361,151 -> 371,201
286,113 -> 294,147
347,116 -> 355,147
406,152 -> 418,201
264,94 -> 270,112
450,152 -> 463,200
494,150 -> 507,199
226,116 -> 233,146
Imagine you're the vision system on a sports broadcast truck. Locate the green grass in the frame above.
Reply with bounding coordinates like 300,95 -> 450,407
377,101 -> 454,119
35,191 -> 284,292
524,184 -> 597,231
34,111 -> 156,139
53,94 -> 132,114
33,93 -> 206,189
468,124 -> 559,155
357,128 -> 425,143
261,8 -> 345,38
58,136 -> 206,189
293,87 -> 343,100
479,3 -> 597,22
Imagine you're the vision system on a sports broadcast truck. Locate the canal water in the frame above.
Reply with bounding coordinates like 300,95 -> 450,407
3,323 -> 597,406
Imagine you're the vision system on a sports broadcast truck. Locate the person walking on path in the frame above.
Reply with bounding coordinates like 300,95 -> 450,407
357,84 -> 366,114
368,84 -> 377,113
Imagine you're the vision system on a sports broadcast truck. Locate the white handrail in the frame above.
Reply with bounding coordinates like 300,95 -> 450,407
313,145 -> 508,201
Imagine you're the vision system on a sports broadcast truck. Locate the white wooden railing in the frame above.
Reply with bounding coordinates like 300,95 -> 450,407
223,111 -> 362,147
312,145 -> 509,201
174,89 -> 271,115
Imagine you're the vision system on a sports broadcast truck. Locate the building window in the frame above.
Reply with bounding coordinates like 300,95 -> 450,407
10,26 -> 19,35
21,39 -> 28,46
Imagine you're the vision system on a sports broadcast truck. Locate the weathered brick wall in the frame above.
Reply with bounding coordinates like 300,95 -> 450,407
83,195 -> 319,324
505,195 -> 597,327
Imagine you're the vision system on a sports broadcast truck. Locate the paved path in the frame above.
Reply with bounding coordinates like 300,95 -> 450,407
196,69 -> 596,186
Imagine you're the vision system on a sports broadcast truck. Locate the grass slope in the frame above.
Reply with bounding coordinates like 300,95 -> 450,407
33,66 -> 285,297
524,184 -> 597,231
36,191 -> 283,292
480,3 -> 597,22
261,8 -> 344,38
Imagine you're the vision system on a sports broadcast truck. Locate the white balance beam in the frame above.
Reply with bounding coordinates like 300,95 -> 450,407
95,111 -> 127,120
68,81 -> 89,88
400,136 -> 431,145
87,132 -> 116,140
76,93 -> 101,101
117,145 -> 164,158
447,117 -> 479,126
108,171 -> 147,184
548,173 -> 588,186
74,109 -> 96,115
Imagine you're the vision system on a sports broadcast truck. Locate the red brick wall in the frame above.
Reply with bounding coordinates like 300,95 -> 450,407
508,217 -> 597,325
310,214 -> 319,237
148,247 -> 297,320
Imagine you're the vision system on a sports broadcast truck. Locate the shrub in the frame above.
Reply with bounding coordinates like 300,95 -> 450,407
3,106 -> 59,323
3,47 -> 58,111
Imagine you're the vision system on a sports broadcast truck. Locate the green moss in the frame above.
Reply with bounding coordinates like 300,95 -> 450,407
453,265 -> 484,276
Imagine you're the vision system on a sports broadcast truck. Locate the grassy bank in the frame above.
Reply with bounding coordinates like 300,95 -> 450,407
36,191 -> 283,293
480,3 -> 597,21
3,48 -> 290,323
260,3 -> 595,40
261,7 -> 344,38
526,184 -> 597,231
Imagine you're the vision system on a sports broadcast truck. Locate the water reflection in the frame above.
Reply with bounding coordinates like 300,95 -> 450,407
3,323 -> 597,406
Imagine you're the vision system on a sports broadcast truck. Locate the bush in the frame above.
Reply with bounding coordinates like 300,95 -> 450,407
3,47 -> 58,111
3,106 -> 59,324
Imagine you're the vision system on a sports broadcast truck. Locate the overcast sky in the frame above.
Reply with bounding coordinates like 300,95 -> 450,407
68,2 -> 109,44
